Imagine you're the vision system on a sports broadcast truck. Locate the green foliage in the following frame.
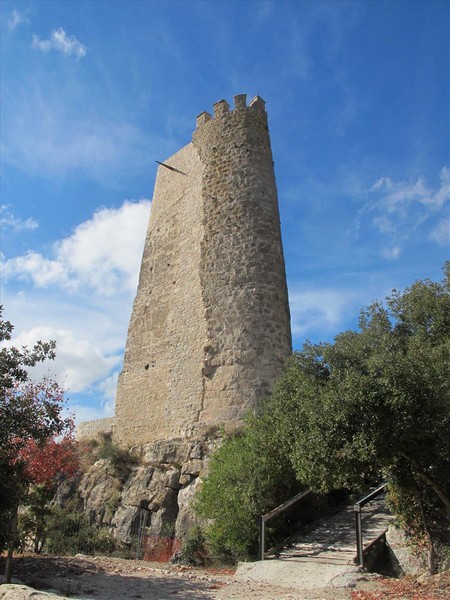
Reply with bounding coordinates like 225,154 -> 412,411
196,417 -> 302,562
283,266 -> 450,494
283,266 -> 449,571
104,491 -> 122,522
81,432 -> 137,479
45,505 -> 116,556
18,484 -> 55,553
180,526 -> 207,565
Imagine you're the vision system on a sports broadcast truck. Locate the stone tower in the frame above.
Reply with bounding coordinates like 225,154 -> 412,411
114,94 -> 291,447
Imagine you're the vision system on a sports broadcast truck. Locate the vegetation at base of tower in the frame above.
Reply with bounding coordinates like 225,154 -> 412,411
0,307 -> 76,581
196,264 -> 450,570
94,432 -> 139,478
15,433 -> 79,554
41,500 -> 117,557
195,413 -> 304,562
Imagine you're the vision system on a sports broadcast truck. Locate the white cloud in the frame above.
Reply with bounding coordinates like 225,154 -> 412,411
363,167 -> 450,258
0,285 -> 132,417
8,9 -> 29,30
3,252 -> 67,286
370,166 -> 449,212
32,28 -> 86,58
94,370 -> 120,417
1,199 -> 149,424
3,200 -> 151,295
289,288 -> 357,338
96,371 -> 119,403
4,327 -> 120,393
1,206 -> 38,232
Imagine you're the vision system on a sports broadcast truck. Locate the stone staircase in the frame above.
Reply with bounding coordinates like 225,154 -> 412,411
236,495 -> 393,590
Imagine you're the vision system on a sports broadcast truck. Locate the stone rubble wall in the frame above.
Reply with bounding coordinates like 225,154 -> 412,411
386,523 -> 427,575
114,142 -> 207,446
114,94 -> 291,447
76,417 -> 114,441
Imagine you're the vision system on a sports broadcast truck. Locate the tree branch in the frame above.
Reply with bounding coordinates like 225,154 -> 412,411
402,453 -> 450,517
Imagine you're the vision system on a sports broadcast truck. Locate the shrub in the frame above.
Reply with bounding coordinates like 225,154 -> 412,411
195,415 -> 302,562
45,505 -> 116,556
180,526 -> 208,565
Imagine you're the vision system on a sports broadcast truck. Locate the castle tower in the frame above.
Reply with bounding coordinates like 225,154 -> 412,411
114,95 -> 292,446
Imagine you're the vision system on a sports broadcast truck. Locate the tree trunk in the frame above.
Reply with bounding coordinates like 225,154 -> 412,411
4,510 -> 18,584
414,477 -> 437,575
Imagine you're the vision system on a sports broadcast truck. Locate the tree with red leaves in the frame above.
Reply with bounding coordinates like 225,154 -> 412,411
19,434 -> 78,488
17,431 -> 79,553
0,307 -> 75,582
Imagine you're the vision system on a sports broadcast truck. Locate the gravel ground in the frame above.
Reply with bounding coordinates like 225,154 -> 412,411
0,554 -> 447,600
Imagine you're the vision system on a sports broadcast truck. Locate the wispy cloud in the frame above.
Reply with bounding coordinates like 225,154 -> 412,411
0,79 -> 169,181
370,166 -> 449,211
358,167 -> 449,259
3,200 -> 151,295
429,218 -> 449,247
32,28 -> 86,58
381,246 -> 401,260
1,205 -> 38,232
289,288 -> 360,340
8,9 -> 29,30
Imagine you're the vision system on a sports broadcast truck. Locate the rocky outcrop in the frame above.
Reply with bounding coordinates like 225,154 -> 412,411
76,432 -> 222,549
78,459 -> 124,525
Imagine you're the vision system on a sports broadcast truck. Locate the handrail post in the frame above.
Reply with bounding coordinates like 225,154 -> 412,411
258,489 -> 311,561
354,504 -> 363,567
259,516 -> 265,561
353,483 -> 387,568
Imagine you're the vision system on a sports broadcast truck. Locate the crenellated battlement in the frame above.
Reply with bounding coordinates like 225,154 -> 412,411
195,94 -> 266,129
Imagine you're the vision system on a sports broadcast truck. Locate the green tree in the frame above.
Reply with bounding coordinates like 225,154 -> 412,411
270,264 -> 450,571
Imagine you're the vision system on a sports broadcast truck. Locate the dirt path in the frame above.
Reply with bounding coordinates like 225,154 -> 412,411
1,554 -> 448,599
0,554 -> 376,599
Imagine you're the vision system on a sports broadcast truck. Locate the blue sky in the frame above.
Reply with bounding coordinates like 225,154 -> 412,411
1,0 -> 448,424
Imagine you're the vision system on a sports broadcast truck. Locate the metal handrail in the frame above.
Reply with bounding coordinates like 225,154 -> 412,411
354,482 -> 387,567
259,489 -> 311,560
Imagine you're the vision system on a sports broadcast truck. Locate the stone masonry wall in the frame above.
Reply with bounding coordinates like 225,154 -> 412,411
115,143 -> 206,445
114,94 -> 291,447
193,96 -> 292,424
